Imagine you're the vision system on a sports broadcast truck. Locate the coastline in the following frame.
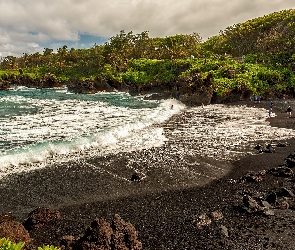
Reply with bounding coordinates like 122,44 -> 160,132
2,99 -> 295,249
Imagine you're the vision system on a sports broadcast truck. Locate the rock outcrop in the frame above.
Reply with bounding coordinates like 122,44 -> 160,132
0,214 -> 31,245
11,73 -> 62,89
0,68 -> 256,106
61,214 -> 142,250
23,207 -> 61,230
0,80 -> 10,90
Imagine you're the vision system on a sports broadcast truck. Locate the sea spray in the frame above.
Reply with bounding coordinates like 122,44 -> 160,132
0,87 -> 184,176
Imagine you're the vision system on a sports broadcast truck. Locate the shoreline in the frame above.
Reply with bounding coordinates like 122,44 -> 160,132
2,99 -> 295,249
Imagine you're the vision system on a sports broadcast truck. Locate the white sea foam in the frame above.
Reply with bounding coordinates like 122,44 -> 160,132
165,104 -> 295,161
0,90 -> 184,177
1,88 -> 295,180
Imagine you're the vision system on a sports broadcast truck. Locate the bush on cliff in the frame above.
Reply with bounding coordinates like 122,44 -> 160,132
1,55 -> 295,100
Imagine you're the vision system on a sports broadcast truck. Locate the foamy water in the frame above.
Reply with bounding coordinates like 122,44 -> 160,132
0,86 -> 184,177
1,86 -> 295,180
164,104 -> 295,161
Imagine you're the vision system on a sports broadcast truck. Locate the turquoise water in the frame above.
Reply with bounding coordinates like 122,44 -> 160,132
0,86 -> 183,170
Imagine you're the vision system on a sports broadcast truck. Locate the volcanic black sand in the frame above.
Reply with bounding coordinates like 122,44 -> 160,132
2,99 -> 295,249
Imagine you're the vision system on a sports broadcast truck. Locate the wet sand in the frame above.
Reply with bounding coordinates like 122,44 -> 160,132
2,99 -> 295,249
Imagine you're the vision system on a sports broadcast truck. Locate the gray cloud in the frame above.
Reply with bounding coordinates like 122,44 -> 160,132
0,0 -> 294,57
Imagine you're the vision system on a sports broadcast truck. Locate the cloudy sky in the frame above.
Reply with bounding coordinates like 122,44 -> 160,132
0,0 -> 294,57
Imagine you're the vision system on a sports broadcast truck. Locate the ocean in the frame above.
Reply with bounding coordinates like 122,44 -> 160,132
0,86 -> 184,177
1,86 -> 295,182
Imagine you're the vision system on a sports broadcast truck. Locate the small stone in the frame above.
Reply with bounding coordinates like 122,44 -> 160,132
210,210 -> 224,221
263,208 -> 275,216
220,225 -> 229,237
280,201 -> 290,210
193,213 -> 212,228
261,200 -> 272,209
131,173 -> 141,181
265,191 -> 277,204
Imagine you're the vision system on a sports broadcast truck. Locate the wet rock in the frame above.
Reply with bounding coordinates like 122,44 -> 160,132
172,73 -> 214,106
254,144 -> 262,150
67,78 -> 115,94
15,74 -> 61,89
143,93 -> 171,100
23,207 -> 61,230
264,144 -> 274,153
131,172 -> 141,182
254,144 -> 263,153
0,221 -> 31,244
17,74 -> 39,88
0,80 -> 10,90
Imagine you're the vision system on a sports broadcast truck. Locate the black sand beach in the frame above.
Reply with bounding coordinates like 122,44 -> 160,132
2,99 -> 295,249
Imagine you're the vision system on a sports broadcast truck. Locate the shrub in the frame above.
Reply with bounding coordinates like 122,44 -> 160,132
0,238 -> 24,250
37,245 -> 60,250
0,238 -> 60,250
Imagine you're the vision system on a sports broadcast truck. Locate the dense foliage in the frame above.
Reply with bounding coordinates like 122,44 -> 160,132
0,238 -> 24,250
203,9 -> 295,69
0,9 -> 295,99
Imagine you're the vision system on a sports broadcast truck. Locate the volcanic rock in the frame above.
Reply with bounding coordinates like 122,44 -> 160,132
240,171 -> 266,182
264,144 -> 275,153
131,172 -> 141,181
265,191 -> 277,205
268,166 -> 294,178
23,207 -> 61,230
68,214 -> 142,250
284,152 -> 295,168
0,220 -> 31,244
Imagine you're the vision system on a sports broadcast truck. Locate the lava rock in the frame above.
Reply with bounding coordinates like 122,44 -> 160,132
0,221 -> 31,244
23,207 -> 61,230
67,214 -> 142,250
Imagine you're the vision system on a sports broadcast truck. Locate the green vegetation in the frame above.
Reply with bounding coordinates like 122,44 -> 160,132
203,9 -> 295,69
0,10 -> 295,99
0,238 -> 60,250
0,238 -> 24,250
37,245 -> 60,250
